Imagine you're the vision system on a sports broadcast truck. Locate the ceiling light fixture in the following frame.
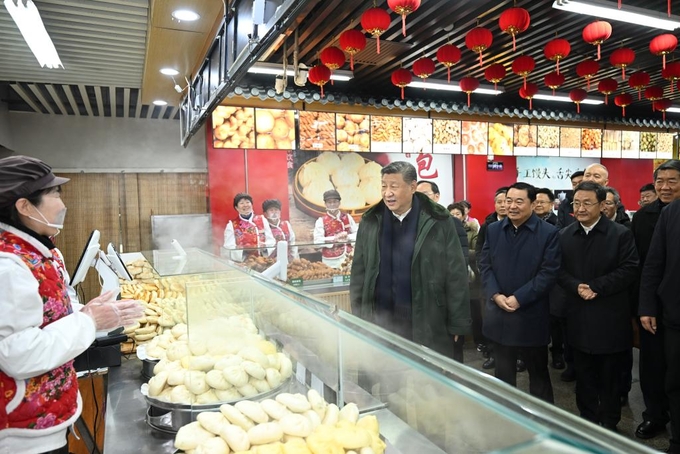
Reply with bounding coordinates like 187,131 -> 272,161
552,0 -> 680,31
409,79 -> 503,95
172,9 -> 200,22
248,62 -> 354,81
160,68 -> 180,76
4,0 -> 62,69
666,107 -> 680,113
153,100 -> 168,106
533,91 -> 604,105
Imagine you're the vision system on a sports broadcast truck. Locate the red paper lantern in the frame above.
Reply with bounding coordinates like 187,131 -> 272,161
459,76 -> 480,107
484,63 -> 506,91
308,64 -> 331,98
512,55 -> 535,89
576,60 -> 599,90
499,7 -> 530,52
582,21 -> 612,61
597,78 -> 618,105
629,71 -> 651,100
391,68 -> 412,100
465,27 -> 493,67
645,85 -> 664,105
614,93 -> 633,117
650,34 -> 678,69
662,61 -> 680,93
361,7 -> 391,54
436,44 -> 461,83
544,38 -> 571,74
412,57 -> 435,80
339,29 -> 366,70
610,47 -> 635,80
654,98 -> 673,121
569,88 -> 588,113
320,46 -> 346,86
387,0 -> 420,36
544,71 -> 565,95
519,82 -> 539,109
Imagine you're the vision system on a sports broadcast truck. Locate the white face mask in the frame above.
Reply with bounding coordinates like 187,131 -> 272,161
29,206 -> 67,234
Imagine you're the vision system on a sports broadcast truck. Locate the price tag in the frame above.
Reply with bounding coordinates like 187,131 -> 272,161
332,275 -> 344,285
289,278 -> 303,287
343,275 -> 351,283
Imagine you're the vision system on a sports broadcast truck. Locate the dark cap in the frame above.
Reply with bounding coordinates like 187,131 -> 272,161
262,199 -> 281,212
233,192 -> 253,208
0,155 -> 69,207
323,189 -> 341,202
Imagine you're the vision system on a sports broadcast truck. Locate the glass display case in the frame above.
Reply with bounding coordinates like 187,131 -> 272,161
156,263 -> 652,453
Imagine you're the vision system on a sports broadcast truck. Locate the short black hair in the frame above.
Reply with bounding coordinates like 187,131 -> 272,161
233,192 -> 253,208
654,159 -> 680,180
460,200 -> 472,210
574,181 -> 606,202
536,188 -> 555,201
640,183 -> 655,193
570,170 -> 585,180
417,180 -> 440,194
604,186 -> 621,206
507,182 -> 537,202
382,161 -> 417,184
495,186 -> 509,197
448,202 -> 466,214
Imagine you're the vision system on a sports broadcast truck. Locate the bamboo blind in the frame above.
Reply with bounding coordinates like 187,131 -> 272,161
54,173 -> 208,302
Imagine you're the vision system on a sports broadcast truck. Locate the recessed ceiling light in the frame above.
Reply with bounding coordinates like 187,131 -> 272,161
160,68 -> 179,76
153,100 -> 168,106
172,9 -> 200,21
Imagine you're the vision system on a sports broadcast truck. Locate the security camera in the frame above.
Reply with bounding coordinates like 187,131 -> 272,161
275,75 -> 285,94
294,63 -> 308,87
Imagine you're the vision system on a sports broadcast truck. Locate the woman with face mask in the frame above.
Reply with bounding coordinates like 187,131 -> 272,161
0,156 -> 143,454
261,199 -> 298,259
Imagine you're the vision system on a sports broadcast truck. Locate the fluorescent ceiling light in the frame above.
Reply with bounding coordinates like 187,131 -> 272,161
4,0 -> 62,69
533,91 -> 604,105
153,100 -> 168,106
160,68 -> 180,76
410,80 -> 503,96
248,62 -> 354,81
553,0 -> 680,30
172,9 -> 200,21
666,107 -> 680,113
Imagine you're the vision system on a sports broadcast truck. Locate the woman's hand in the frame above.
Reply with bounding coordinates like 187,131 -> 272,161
81,290 -> 144,331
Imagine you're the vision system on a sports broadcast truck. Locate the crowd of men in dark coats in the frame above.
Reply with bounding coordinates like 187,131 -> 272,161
475,160 -> 680,454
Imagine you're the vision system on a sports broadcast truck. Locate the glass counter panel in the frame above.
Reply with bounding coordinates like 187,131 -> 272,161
140,248 -> 234,276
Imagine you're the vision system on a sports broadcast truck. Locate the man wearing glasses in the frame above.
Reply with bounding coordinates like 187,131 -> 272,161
534,188 -> 558,225
480,182 -> 560,402
558,181 -> 639,432
602,187 -> 631,229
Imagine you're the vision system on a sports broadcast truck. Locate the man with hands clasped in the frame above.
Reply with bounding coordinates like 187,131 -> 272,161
558,181 -> 639,432
0,156 -> 143,454
480,182 -> 560,402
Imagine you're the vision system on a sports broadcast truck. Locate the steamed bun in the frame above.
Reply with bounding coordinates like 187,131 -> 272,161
358,161 -> 382,181
299,162 -> 328,187
303,179 -> 334,206
359,178 -> 382,205
338,186 -> 366,210
341,153 -> 365,173
316,152 -> 342,174
331,168 -> 360,188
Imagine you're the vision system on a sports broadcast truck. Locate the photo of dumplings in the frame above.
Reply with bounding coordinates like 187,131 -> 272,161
294,152 -> 384,219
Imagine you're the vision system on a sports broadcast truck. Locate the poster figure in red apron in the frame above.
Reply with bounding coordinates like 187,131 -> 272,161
223,192 -> 274,262
313,189 -> 357,268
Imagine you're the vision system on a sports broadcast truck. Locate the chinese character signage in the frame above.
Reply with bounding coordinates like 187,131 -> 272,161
516,157 -> 599,188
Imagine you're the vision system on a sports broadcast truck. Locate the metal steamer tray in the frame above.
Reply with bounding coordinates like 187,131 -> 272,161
135,345 -> 159,381
143,377 -> 292,433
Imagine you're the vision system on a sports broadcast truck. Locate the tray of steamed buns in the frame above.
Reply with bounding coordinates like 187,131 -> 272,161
173,389 -> 386,454
294,152 -> 383,221
140,313 -> 295,432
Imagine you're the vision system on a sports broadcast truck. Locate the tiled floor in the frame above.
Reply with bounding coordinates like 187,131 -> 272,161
462,343 -> 670,452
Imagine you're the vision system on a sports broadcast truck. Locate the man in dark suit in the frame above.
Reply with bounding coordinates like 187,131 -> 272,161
634,160 -> 680,440
640,197 -> 680,454
534,188 -> 558,226
558,181 -> 639,431
480,182 -> 561,402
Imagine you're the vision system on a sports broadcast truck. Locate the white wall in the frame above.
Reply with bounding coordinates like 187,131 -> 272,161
6,112 -> 207,172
